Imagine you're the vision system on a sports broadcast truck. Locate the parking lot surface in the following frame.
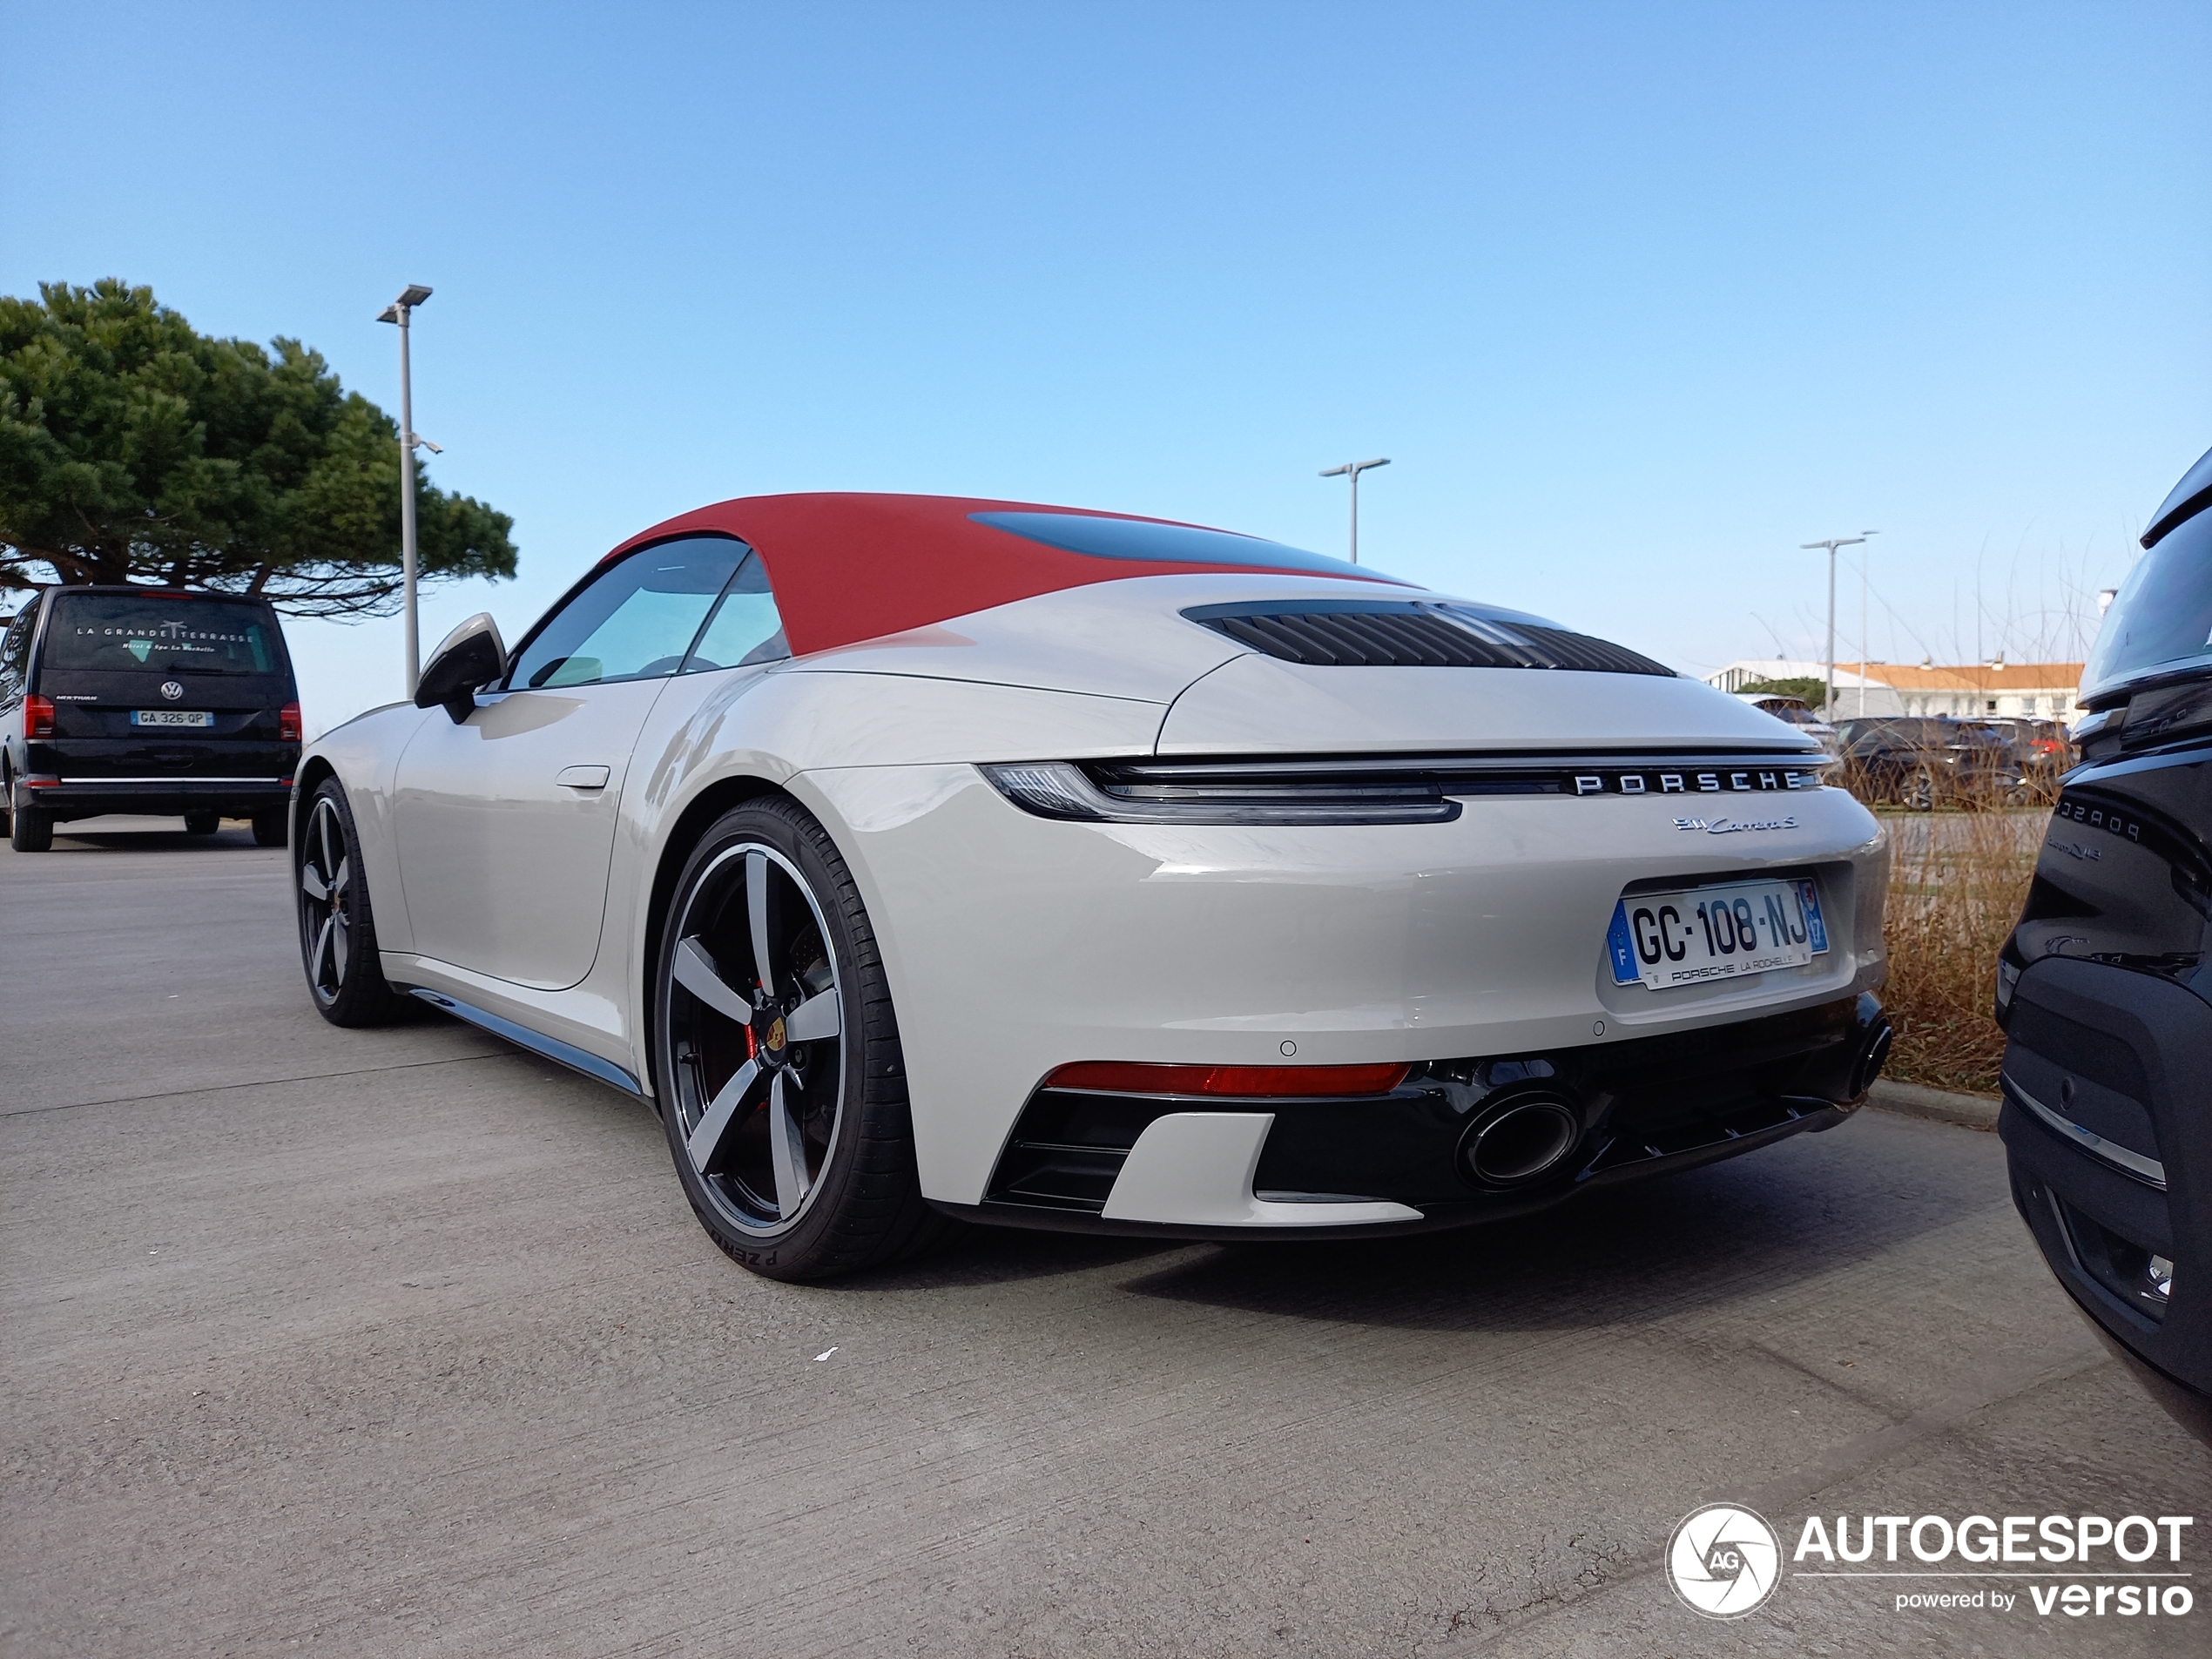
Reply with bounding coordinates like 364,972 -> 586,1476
5,822 -> 2208,1656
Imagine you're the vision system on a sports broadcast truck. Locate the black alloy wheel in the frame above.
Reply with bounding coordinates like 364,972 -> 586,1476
297,781 -> 403,1025
653,798 -> 942,1281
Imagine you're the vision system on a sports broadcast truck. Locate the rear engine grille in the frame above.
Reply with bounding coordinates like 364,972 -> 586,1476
1186,600 -> 1674,676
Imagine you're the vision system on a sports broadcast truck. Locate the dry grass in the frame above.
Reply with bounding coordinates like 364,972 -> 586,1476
1877,804 -> 2042,1096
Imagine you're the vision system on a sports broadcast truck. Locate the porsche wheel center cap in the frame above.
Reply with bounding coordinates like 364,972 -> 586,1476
755,1011 -> 789,1061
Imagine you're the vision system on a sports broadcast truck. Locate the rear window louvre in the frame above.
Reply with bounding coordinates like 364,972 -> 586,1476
1186,602 -> 1672,676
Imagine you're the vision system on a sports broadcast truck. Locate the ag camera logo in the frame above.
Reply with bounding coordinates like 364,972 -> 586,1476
1669,1503 -> 1783,1619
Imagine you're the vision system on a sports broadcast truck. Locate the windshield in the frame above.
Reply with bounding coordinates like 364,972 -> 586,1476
2082,506 -> 2212,703
41,594 -> 286,676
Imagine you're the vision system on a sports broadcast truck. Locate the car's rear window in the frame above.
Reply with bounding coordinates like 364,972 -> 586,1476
42,594 -> 286,676
970,510 -> 1389,579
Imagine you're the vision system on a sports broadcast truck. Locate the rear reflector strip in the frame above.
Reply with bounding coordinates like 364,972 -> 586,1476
1045,1061 -> 1411,1097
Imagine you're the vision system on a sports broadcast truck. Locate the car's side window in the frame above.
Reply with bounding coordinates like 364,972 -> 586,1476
681,551 -> 789,673
0,599 -> 37,698
507,537 -> 748,691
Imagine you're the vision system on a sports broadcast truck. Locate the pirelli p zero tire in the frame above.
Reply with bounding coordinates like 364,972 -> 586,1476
296,779 -> 405,1027
10,802 -> 53,852
652,797 -> 946,1282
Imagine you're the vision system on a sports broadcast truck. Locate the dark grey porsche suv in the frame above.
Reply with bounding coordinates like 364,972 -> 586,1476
0,586 -> 301,852
1999,442 -> 2212,1446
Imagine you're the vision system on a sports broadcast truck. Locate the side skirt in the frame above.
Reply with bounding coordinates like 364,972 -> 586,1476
401,986 -> 644,1097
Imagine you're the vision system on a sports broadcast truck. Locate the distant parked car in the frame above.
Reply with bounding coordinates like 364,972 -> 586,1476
1832,715 -> 2020,809
1979,717 -> 2076,800
1736,691 -> 1840,756
0,586 -> 300,852
1998,439 -> 2212,1446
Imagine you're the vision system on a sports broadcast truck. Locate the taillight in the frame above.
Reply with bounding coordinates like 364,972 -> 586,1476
279,701 -> 302,742
24,694 -> 55,738
1044,1060 -> 1411,1097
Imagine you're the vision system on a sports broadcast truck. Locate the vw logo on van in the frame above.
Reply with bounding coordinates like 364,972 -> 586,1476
160,681 -> 185,701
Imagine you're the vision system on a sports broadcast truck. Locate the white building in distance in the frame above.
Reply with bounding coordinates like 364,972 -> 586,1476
1706,658 -> 2084,722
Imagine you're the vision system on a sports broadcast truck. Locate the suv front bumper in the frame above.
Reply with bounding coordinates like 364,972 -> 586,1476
2001,957 -> 2212,1441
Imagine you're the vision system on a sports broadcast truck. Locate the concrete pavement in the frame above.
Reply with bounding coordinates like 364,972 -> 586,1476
4,819 -> 2206,1656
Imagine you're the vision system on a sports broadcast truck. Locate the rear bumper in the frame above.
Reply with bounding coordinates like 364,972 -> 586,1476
2000,958 -> 2212,1437
952,992 -> 1887,1237
15,776 -> 293,820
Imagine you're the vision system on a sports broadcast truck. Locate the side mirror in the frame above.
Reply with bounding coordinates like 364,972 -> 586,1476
415,613 -> 508,723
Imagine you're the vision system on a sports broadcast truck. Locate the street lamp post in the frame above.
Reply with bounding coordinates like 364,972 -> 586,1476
377,284 -> 435,695
1319,456 -> 1390,563
1800,532 -> 1873,718
1857,530 -> 1881,716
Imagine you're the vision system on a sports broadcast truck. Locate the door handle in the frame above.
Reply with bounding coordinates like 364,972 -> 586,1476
556,765 -> 610,791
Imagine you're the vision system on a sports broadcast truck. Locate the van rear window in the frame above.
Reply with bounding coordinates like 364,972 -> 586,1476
43,595 -> 284,675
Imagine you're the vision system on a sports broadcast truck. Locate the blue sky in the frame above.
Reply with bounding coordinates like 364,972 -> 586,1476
6,1 -> 2207,732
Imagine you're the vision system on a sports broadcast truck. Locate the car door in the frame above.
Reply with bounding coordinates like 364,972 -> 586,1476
391,536 -> 751,989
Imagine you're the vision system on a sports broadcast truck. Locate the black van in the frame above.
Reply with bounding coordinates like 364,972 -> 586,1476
0,586 -> 301,853
1998,441 -> 2212,1446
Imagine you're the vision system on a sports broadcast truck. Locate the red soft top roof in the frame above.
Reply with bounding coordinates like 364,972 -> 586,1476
604,492 -> 1389,657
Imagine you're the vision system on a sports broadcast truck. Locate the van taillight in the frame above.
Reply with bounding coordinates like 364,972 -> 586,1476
279,702 -> 302,742
24,694 -> 55,738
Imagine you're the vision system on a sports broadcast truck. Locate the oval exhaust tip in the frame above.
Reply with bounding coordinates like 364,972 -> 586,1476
1461,1097 -> 1581,1187
1850,1018 -> 1895,1099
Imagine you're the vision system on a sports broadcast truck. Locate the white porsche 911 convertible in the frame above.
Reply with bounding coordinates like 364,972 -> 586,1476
293,494 -> 1892,1279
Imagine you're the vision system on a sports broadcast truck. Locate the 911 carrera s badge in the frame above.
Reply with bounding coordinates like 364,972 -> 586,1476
766,1016 -> 787,1051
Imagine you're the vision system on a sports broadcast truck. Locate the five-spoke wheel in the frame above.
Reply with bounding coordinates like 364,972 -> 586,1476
665,841 -> 846,1229
296,780 -> 403,1025
654,798 -> 941,1279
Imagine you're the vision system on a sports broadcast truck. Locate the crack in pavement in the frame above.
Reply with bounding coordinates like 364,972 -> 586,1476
0,1051 -> 518,1118
1446,1346 -> 2115,1651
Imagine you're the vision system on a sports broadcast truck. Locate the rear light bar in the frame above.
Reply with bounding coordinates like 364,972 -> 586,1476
24,694 -> 55,738
982,760 -> 1458,826
279,701 -> 303,742
1045,1060 -> 1411,1097
982,751 -> 1835,826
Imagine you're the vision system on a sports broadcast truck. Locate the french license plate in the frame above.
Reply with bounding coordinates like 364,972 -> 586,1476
1607,878 -> 1828,990
132,710 -> 213,728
